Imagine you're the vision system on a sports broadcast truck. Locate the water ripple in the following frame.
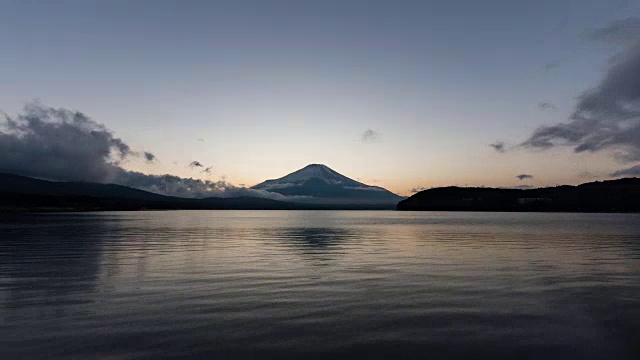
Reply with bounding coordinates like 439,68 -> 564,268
1,211 -> 639,359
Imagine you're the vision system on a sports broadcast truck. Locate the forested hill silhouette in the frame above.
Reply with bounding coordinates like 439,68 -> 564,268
397,178 -> 640,213
0,172 -> 293,211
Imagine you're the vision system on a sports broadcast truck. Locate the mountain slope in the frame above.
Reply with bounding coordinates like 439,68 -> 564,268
0,172 -> 296,211
252,164 -> 402,204
0,172 -> 171,201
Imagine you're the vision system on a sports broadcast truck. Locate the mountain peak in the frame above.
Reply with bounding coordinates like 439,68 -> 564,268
251,164 -> 402,202
297,163 -> 332,174
259,164 -> 357,187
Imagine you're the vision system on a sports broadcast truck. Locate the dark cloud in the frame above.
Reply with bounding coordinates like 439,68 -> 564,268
0,102 -> 129,182
0,102 -> 302,201
523,18 -> 640,162
143,152 -> 156,162
202,166 -> 213,174
189,161 -> 203,168
516,174 -> 534,180
361,129 -> 380,142
489,141 -> 506,153
538,102 -> 557,111
410,186 -> 429,193
610,164 -> 640,177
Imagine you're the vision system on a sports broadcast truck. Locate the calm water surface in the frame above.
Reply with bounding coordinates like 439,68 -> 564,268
1,211 -> 639,359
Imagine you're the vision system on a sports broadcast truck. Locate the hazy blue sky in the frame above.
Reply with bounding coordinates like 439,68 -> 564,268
1,0 -> 639,194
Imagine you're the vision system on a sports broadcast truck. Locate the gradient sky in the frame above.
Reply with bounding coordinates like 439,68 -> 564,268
1,0 -> 638,195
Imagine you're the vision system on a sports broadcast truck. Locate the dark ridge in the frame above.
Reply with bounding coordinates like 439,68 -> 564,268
397,178 -> 640,213
0,172 -> 396,212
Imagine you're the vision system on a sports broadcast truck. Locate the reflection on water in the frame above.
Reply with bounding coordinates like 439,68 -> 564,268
271,227 -> 356,249
260,227 -> 372,265
0,211 -> 639,359
1,215 -> 108,307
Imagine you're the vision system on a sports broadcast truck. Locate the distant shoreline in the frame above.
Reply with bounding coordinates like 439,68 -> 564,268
3,172 -> 640,214
0,207 -> 396,214
3,207 -> 640,214
397,177 -> 640,213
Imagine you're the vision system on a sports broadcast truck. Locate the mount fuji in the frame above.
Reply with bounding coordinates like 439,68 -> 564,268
252,164 -> 403,206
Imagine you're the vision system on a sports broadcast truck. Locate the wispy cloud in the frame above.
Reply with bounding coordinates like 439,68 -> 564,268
143,152 -> 156,162
611,164 -> 640,177
115,169 -> 309,201
189,161 -> 203,168
523,18 -> 640,164
542,61 -> 560,71
361,129 -> 380,142
516,174 -> 534,180
537,102 -> 557,111
489,141 -> 506,153
587,17 -> 640,45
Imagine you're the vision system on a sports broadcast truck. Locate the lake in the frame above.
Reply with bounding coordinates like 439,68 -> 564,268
1,211 -> 639,359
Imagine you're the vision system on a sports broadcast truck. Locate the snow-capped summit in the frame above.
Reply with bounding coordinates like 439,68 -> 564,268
256,164 -> 360,189
252,164 -> 402,204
